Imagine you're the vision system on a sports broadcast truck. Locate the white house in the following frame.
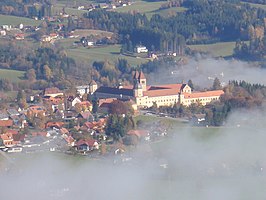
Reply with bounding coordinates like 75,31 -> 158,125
135,45 -> 148,53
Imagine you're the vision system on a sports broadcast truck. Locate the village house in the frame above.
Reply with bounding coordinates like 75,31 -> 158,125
28,105 -> 46,116
76,80 -> 98,96
67,96 -> 82,108
43,87 -> 64,98
0,130 -> 19,147
94,71 -> 224,108
15,33 -> 25,40
0,120 -> 13,128
75,139 -> 99,152
0,112 -> 9,120
135,45 -> 148,53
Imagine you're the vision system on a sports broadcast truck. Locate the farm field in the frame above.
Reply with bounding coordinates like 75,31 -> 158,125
65,44 -> 149,65
241,1 -> 266,10
147,6 -> 187,18
188,41 -> 238,57
0,14 -> 41,26
0,69 -> 24,82
52,3 -> 88,17
112,1 -> 166,14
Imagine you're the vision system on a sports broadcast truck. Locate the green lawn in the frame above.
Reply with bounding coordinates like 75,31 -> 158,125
241,1 -> 266,10
188,41 -> 238,57
147,6 -> 187,18
52,3 -> 88,17
0,14 -> 41,26
65,44 -> 149,66
0,69 -> 24,82
112,1 -> 166,14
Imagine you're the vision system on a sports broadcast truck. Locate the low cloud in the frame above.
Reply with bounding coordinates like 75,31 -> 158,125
148,57 -> 266,88
1,108 -> 266,200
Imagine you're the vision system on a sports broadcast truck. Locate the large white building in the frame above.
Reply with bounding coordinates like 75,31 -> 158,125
76,80 -> 98,96
94,71 -> 224,108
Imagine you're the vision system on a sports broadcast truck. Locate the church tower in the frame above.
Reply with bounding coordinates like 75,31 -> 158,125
133,70 -> 147,91
133,73 -> 143,97
89,80 -> 97,94
138,71 -> 147,91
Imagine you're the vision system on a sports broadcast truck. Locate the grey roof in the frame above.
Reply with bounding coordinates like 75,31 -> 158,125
7,109 -> 19,116
95,87 -> 133,97
0,112 -> 9,120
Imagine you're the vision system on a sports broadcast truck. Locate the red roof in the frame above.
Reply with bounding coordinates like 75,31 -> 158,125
0,120 -> 13,127
184,90 -> 224,99
127,130 -> 149,138
76,139 -> 96,147
60,127 -> 69,135
143,84 -> 186,97
46,121 -> 64,129
44,87 -> 63,96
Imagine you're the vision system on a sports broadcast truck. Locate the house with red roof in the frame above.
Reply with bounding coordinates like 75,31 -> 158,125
43,87 -> 64,98
75,139 -> 99,151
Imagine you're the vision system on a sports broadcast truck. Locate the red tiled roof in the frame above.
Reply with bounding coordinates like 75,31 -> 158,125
143,84 -> 185,97
0,120 -> 13,127
44,87 -> 63,96
98,98 -> 116,107
46,121 -> 64,129
60,127 -> 69,135
127,130 -> 149,138
76,139 -> 96,147
184,90 -> 224,99
1,132 -> 13,141
79,101 -> 92,106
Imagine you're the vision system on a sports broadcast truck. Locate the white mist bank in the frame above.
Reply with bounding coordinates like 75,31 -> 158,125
148,57 -> 266,88
1,109 -> 266,200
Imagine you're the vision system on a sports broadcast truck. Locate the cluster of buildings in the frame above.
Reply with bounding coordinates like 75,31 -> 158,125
0,86 -> 107,154
0,71 -> 225,154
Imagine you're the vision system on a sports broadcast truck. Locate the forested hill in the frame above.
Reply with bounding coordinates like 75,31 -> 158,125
84,0 -> 266,52
0,0 -> 52,18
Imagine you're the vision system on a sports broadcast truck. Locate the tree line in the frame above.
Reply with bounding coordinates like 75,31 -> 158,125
83,0 -> 266,53
0,0 -> 52,19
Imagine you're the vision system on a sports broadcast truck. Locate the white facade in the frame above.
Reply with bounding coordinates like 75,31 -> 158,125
76,85 -> 90,96
135,46 -> 148,53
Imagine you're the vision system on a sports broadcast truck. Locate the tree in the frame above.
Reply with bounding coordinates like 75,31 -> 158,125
43,65 -> 52,81
109,100 -> 133,115
105,114 -> 126,141
26,69 -> 36,82
0,137 -> 3,146
17,90 -> 27,109
188,79 -> 194,91
212,77 -> 222,90
92,99 -> 98,114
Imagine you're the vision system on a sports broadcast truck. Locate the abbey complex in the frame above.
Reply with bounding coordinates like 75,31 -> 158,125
94,71 -> 224,108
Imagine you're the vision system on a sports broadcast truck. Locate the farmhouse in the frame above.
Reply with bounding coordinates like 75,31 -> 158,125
135,45 -> 148,53
95,71 -> 224,108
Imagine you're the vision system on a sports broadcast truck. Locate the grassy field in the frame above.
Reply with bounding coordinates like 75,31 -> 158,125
241,1 -> 266,10
188,41 -> 238,57
64,43 -> 149,65
52,3 -> 88,17
0,69 -> 24,82
147,6 -> 187,18
112,1 -> 166,14
0,14 -> 41,26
